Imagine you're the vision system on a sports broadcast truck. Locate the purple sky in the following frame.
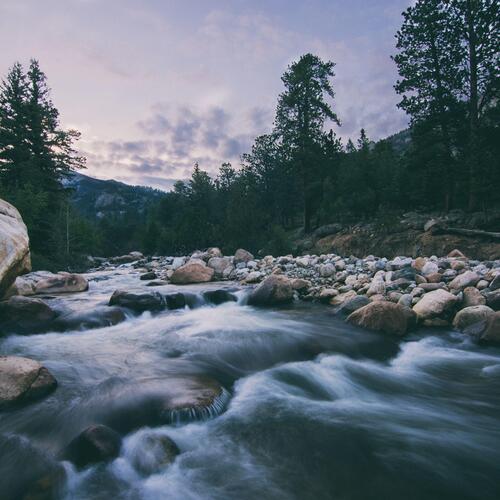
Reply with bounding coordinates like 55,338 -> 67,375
1,0 -> 413,190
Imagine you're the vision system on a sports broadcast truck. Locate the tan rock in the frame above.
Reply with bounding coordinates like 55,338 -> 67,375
412,289 -> 459,321
0,199 -> 31,297
170,262 -> 214,284
347,301 -> 416,336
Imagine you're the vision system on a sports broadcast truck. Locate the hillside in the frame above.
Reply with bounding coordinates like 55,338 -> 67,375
64,173 -> 164,219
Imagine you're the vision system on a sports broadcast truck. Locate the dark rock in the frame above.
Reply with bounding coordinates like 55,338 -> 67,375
146,280 -> 169,287
0,434 -> 66,500
248,275 -> 294,306
62,424 -> 122,468
391,267 -> 415,281
140,271 -> 157,281
203,289 -> 237,305
480,312 -> 500,344
347,302 -> 417,336
54,306 -> 126,331
0,296 -> 57,334
335,295 -> 370,315
109,290 -> 165,312
490,274 -> 500,291
484,289 -> 500,311
164,292 -> 186,310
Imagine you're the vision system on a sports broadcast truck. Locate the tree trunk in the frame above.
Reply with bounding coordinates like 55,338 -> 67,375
466,0 -> 479,210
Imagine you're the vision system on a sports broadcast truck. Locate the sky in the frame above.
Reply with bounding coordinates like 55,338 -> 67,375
1,0 -> 413,191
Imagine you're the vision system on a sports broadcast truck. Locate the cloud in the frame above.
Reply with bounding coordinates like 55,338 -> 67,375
81,103 -> 268,189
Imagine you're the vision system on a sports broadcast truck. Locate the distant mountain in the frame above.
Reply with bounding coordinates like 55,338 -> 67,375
64,172 -> 164,219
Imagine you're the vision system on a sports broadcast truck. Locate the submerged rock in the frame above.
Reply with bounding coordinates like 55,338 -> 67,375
0,356 -> 57,408
170,262 -> 214,284
54,306 -> 126,331
109,290 -> 165,312
62,424 -> 122,468
0,434 -> 66,500
129,433 -> 180,476
248,275 -> 294,306
140,271 -> 157,280
347,302 -> 416,336
101,377 -> 227,433
203,289 -> 237,305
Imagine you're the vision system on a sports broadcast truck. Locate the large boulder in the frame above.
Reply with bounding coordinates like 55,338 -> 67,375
0,296 -> 57,334
452,305 -> 495,332
170,262 -> 214,284
247,275 -> 294,306
412,289 -> 460,321
62,424 -> 122,468
346,302 -> 416,336
234,248 -> 254,265
109,290 -> 165,312
0,199 -> 31,297
7,271 -> 88,296
0,356 -> 57,408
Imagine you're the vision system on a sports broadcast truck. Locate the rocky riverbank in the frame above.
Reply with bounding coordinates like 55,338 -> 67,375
85,246 -> 500,343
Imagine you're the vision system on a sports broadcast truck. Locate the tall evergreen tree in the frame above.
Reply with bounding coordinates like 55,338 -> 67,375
274,53 -> 340,232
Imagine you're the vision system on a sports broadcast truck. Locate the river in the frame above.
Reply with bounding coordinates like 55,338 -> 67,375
1,267 -> 500,500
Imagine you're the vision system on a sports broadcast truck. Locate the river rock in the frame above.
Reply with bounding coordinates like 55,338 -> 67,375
291,278 -> 311,291
0,199 -> 31,297
234,248 -> 254,265
63,424 -> 122,468
208,257 -> 232,278
346,302 -> 416,336
449,271 -> 480,291
335,294 -> 370,315
412,289 -> 459,321
111,251 -> 144,264
170,262 -> 214,284
0,356 -> 57,408
0,434 -> 66,500
489,274 -> 500,291
109,290 -> 165,312
102,376 -> 226,433
248,275 -> 294,306
140,271 -> 157,280
129,433 -> 180,476
203,289 -> 237,305
480,312 -> 500,344
7,271 -> 89,296
484,289 -> 500,311
54,306 -> 126,332
452,305 -> 495,332
244,271 -> 262,283
462,286 -> 486,308
0,296 -> 57,333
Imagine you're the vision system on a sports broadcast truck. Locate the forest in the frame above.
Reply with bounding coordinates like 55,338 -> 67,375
0,0 -> 498,267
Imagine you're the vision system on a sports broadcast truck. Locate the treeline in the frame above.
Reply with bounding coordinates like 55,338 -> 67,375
147,0 -> 499,255
0,0 -> 498,265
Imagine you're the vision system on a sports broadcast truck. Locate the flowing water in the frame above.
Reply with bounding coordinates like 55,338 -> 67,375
1,267 -> 500,500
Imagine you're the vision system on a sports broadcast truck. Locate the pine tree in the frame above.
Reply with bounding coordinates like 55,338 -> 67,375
274,53 -> 340,232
